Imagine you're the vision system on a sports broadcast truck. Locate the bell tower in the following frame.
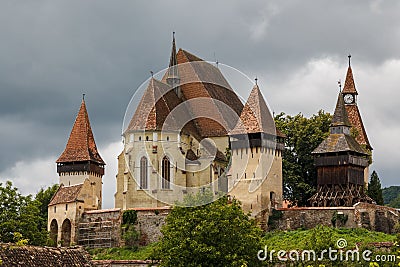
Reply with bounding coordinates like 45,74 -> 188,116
309,92 -> 373,207
341,55 -> 372,185
56,96 -> 105,209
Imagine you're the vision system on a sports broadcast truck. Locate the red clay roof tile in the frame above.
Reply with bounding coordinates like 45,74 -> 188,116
48,184 -> 83,206
342,66 -> 358,94
56,100 -> 105,164
231,84 -> 276,135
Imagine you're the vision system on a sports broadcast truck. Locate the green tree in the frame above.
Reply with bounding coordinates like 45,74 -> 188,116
274,111 -> 332,206
34,184 -> 59,234
367,171 -> 384,205
154,191 -> 263,267
0,181 -> 48,245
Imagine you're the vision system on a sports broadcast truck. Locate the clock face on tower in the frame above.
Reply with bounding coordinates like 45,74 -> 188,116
344,94 -> 354,104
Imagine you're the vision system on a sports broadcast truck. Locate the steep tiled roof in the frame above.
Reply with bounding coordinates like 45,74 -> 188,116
175,49 -> 244,137
332,93 -> 351,127
127,79 -> 180,131
0,244 -> 93,267
346,104 -> 372,149
230,84 -> 276,135
341,64 -> 372,150
130,48 -> 244,138
342,66 -> 358,94
57,100 -> 105,165
126,78 -> 200,137
312,134 -> 367,154
49,184 -> 83,206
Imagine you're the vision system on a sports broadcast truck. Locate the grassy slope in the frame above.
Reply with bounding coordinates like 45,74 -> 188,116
89,242 -> 157,260
263,227 -> 396,251
88,228 -> 396,260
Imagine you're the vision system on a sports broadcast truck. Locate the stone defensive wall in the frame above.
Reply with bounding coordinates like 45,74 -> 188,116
269,202 -> 399,234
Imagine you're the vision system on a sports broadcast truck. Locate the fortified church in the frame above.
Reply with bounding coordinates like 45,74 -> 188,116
47,36 -> 379,247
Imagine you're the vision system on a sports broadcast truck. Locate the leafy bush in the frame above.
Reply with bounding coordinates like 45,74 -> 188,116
121,210 -> 139,249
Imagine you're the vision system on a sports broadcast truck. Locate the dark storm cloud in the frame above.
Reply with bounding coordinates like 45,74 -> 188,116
1,0 -> 400,204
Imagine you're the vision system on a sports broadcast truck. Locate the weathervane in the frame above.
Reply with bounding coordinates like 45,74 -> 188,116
255,77 -> 258,85
348,54 -> 351,67
338,79 -> 342,92
82,93 -> 85,100
150,71 -> 154,78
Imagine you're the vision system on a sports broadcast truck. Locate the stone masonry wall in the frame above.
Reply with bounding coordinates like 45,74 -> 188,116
270,207 -> 356,231
270,203 -> 399,234
76,207 -> 170,248
132,207 -> 170,246
78,208 -> 122,248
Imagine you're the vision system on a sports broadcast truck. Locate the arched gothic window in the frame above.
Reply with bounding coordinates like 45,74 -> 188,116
140,156 -> 148,189
162,156 -> 170,189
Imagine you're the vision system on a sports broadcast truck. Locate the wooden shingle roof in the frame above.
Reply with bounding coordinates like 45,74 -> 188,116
313,93 -> 367,155
331,93 -> 351,127
56,99 -> 105,165
312,134 -> 367,155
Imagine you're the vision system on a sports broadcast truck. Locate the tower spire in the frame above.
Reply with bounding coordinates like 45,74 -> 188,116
166,32 -> 181,97
332,92 -> 351,128
169,32 -> 177,68
342,55 -> 358,95
56,97 -> 105,166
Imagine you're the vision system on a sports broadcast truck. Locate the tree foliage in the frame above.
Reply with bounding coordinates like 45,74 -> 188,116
367,171 -> 384,205
34,184 -> 59,235
274,111 -> 332,206
0,181 -> 48,245
122,210 -> 139,249
154,191 -> 263,267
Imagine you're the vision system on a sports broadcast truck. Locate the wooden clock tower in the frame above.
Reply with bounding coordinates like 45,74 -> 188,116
309,91 -> 374,207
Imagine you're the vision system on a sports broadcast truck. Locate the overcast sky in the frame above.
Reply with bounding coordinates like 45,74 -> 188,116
0,0 -> 399,208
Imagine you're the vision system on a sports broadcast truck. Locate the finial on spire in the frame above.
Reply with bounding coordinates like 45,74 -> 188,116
255,77 -> 258,85
338,79 -> 342,92
82,93 -> 85,100
150,71 -> 154,78
173,31 -> 175,39
348,54 -> 351,67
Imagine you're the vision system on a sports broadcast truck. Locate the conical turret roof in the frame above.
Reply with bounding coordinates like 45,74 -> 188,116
57,99 -> 105,164
231,84 -> 276,135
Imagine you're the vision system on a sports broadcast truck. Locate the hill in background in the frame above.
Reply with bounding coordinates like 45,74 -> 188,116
383,186 -> 400,208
